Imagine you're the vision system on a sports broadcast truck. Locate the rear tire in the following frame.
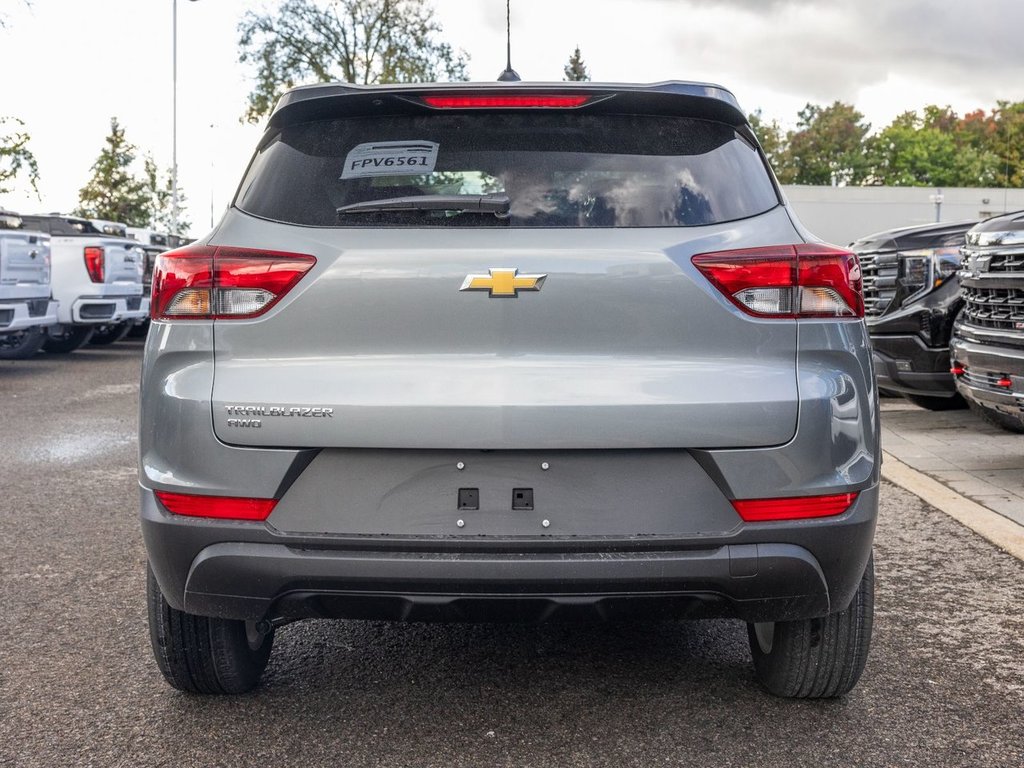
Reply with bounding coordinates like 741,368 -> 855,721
903,393 -> 967,411
967,400 -> 1024,434
146,565 -> 274,694
0,326 -> 47,360
42,325 -> 94,353
89,322 -> 132,345
748,554 -> 874,698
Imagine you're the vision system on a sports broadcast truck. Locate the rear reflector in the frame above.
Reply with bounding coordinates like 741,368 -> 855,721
732,493 -> 857,522
84,246 -> 105,283
155,490 -> 277,521
422,95 -> 590,109
151,244 -> 316,320
692,244 -> 864,318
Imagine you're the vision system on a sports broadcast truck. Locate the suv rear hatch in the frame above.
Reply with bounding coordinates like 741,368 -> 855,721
203,86 -> 808,450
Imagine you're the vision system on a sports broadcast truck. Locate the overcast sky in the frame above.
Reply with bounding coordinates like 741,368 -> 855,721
2,0 -> 1022,235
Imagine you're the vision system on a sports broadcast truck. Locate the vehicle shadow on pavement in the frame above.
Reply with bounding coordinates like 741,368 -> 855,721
268,615 -> 753,696
157,617 -> 783,764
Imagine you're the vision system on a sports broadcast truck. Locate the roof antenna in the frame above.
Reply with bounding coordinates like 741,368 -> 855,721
497,0 -> 521,81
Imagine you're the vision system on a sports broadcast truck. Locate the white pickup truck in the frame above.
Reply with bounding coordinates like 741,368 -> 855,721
0,209 -> 59,359
20,214 -> 148,352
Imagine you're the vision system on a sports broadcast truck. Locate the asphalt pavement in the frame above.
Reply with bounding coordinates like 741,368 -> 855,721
1,342 -> 1022,768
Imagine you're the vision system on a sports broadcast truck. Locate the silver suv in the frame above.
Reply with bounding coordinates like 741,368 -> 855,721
140,82 -> 879,698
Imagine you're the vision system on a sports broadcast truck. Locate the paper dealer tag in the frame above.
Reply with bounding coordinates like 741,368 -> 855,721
341,141 -> 439,179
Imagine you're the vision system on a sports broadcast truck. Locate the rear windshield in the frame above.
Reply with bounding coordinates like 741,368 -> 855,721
235,113 -> 779,228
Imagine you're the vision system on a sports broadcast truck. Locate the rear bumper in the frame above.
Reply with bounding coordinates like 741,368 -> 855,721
70,296 -> 149,324
870,335 -> 955,397
142,483 -> 878,625
0,299 -> 58,333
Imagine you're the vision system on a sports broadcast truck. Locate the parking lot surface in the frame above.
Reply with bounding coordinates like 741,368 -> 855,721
881,398 -> 1024,526
2,343 -> 1022,767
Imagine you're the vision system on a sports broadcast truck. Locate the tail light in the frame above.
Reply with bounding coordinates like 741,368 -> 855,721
732,492 -> 857,522
84,246 -> 105,283
151,244 -> 316,320
692,244 -> 864,319
422,95 -> 590,108
155,490 -> 276,521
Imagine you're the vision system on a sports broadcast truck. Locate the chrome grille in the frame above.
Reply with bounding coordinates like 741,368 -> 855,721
961,287 -> 1024,330
987,248 -> 1024,274
961,237 -> 1024,335
854,248 -> 898,317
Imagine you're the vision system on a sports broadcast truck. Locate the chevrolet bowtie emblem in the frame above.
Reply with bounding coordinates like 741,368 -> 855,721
459,268 -> 547,298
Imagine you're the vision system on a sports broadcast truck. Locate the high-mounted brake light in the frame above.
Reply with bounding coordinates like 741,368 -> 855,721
732,493 -> 857,522
155,490 -> 277,521
692,244 -> 864,319
151,244 -> 316,320
422,95 -> 590,109
84,246 -> 105,283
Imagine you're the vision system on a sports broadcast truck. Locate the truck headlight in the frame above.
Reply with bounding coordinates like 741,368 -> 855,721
897,247 -> 962,299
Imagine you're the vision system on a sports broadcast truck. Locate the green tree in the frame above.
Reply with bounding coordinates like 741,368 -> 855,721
238,0 -> 468,123
926,104 -> 1002,187
75,118 -> 150,225
0,117 -> 39,196
144,155 -> 191,234
748,110 -> 785,172
986,101 -> 1024,188
867,109 -> 1000,187
778,101 -> 871,185
563,46 -> 590,81
867,111 -> 957,186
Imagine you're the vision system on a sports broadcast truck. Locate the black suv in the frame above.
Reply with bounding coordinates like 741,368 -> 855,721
852,220 -> 975,410
952,211 -> 1024,432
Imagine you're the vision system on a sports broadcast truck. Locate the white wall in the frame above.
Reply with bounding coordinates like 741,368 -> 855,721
782,185 -> 1024,246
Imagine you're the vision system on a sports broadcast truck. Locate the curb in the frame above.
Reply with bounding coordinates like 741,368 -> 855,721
882,451 -> 1024,561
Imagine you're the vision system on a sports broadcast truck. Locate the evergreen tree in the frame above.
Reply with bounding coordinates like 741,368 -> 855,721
75,118 -> 150,225
563,46 -> 590,81
144,155 -> 191,234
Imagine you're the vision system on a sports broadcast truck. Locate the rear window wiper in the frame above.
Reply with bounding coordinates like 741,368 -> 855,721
337,194 -> 510,216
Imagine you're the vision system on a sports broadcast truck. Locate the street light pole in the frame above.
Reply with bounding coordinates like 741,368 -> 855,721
210,123 -> 216,229
171,0 -> 197,237
172,0 -> 178,236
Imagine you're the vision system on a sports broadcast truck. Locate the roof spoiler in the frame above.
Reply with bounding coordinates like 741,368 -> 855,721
265,81 -> 748,135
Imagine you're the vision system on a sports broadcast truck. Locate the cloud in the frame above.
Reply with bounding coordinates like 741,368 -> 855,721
659,0 -> 1024,109
480,0 -> 511,34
